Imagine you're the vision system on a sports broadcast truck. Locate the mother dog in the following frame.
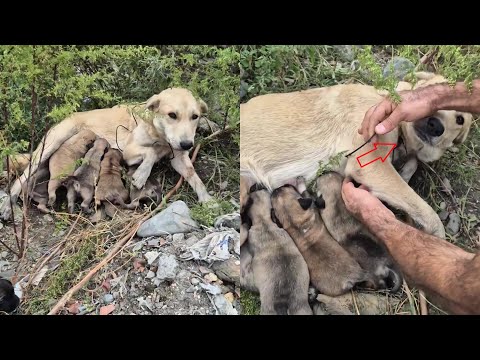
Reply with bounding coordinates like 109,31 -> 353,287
1,88 -> 212,220
240,73 -> 472,238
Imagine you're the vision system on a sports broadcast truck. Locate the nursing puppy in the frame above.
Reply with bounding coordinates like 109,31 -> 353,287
314,172 -> 403,292
21,161 -> 50,214
241,72 -> 473,239
245,189 -> 312,315
64,138 -> 109,214
0,278 -> 19,313
48,129 -> 97,206
270,185 -> 367,296
126,166 -> 162,210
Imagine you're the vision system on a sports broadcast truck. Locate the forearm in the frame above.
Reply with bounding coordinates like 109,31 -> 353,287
431,79 -> 480,114
362,211 -> 474,300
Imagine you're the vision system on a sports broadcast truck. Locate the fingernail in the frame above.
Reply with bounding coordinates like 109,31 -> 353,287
375,124 -> 386,134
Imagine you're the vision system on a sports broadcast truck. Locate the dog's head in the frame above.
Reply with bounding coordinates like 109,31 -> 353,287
400,72 -> 473,162
0,278 -> 20,313
270,184 -> 319,231
145,88 -> 208,151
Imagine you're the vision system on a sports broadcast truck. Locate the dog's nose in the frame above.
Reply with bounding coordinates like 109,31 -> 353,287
426,117 -> 444,137
180,141 -> 193,150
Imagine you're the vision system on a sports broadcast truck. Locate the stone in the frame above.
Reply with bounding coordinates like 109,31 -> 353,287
144,251 -> 159,265
146,270 -> 156,279
438,210 -> 449,221
156,254 -> 179,282
191,277 -> 200,285
446,213 -> 461,235
172,233 -> 185,242
439,202 -> 447,210
137,201 -> 199,237
383,57 -> 415,80
214,213 -> 240,231
211,258 -> 240,286
103,294 -> 114,304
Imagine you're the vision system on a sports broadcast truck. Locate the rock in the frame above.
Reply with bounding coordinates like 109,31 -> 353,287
211,258 -> 240,286
156,254 -> 179,282
146,271 -> 156,279
137,201 -> 199,237
153,278 -> 162,287
383,57 -> 415,80
112,291 -> 120,299
103,294 -> 114,304
200,282 -> 222,295
446,213 -> 461,235
198,266 -> 211,275
185,235 -> 200,247
214,213 -> 241,231
43,214 -> 53,222
449,146 -> 460,153
213,294 -> 237,315
439,202 -> 447,210
147,239 -> 159,247
439,210 -> 449,221
224,292 -> 235,303
144,251 -> 159,265
219,181 -> 228,191
0,251 -> 8,259
198,117 -> 221,134
186,285 -> 196,293
133,241 -> 144,252
172,233 -> 185,242
191,277 -> 200,285
204,273 -> 218,283
334,45 -> 355,62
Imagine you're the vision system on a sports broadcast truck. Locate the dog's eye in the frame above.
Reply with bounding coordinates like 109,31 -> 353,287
456,115 -> 464,125
192,114 -> 199,120
168,112 -> 177,120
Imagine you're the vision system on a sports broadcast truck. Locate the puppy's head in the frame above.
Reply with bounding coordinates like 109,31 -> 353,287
245,189 -> 273,224
0,278 -> 20,313
78,130 -> 97,150
401,72 -> 473,162
145,88 -> 208,152
270,185 -> 317,231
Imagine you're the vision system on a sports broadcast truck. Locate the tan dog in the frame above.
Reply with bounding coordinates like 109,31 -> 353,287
65,138 -> 109,214
1,88 -> 211,221
243,189 -> 312,315
241,72 -> 473,239
314,173 -> 402,291
270,184 -> 368,296
48,129 -> 97,206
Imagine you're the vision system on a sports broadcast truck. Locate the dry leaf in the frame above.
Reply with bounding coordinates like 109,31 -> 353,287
204,273 -> 218,283
133,258 -> 146,273
101,279 -> 111,292
224,292 -> 235,303
68,302 -> 80,315
99,304 -> 115,315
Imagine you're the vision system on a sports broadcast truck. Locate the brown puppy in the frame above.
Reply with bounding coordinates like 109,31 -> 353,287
95,148 -> 131,219
315,172 -> 403,292
0,278 -> 19,313
48,129 -> 97,206
64,138 -> 109,214
245,189 -> 312,315
271,185 -> 367,296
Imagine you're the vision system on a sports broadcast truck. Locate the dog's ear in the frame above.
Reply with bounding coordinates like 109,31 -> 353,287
198,98 -> 208,115
145,95 -> 161,112
270,208 -> 283,228
315,194 -> 325,209
298,197 -> 313,210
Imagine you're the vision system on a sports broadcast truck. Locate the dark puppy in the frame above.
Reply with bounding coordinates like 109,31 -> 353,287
0,278 -> 19,313
21,161 -> 50,214
64,138 -> 109,214
315,172 -> 403,291
244,189 -> 312,315
271,184 -> 367,296
126,166 -> 162,210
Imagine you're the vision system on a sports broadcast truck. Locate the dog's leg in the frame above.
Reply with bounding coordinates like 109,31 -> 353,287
397,156 -> 418,184
170,149 -> 212,203
80,186 -> 94,214
66,186 -> 77,213
130,148 -> 162,190
346,157 -> 445,238
47,179 -> 61,206
1,118 -> 80,220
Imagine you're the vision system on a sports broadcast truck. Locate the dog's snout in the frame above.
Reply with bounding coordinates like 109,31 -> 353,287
180,141 -> 193,150
426,117 -> 444,137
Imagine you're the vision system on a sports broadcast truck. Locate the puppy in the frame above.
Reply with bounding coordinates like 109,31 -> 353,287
270,184 -> 367,296
314,172 -> 403,291
94,148 -> 131,219
65,138 -> 109,214
126,166 -> 162,210
0,278 -> 19,313
21,161 -> 50,214
48,129 -> 97,206
244,189 -> 312,315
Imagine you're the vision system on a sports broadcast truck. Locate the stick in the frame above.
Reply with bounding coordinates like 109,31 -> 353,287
48,134 -> 215,315
419,290 -> 429,315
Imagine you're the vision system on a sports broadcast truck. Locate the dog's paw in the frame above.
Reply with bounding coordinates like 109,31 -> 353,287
0,194 -> 13,221
199,192 -> 215,205
132,171 -> 148,190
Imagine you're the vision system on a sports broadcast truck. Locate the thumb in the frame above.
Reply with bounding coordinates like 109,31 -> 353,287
375,113 -> 402,134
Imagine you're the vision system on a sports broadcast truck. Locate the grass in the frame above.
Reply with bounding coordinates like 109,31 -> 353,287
239,45 -> 480,315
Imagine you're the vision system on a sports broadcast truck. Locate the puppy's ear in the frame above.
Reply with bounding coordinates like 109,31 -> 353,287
270,208 -> 283,228
315,194 -> 325,209
298,197 -> 313,210
198,98 -> 208,115
145,94 -> 161,112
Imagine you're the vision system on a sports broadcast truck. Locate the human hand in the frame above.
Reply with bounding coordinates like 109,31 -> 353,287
358,88 -> 438,141
341,180 -> 395,224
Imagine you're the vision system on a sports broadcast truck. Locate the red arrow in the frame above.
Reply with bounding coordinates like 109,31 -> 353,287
356,143 -> 397,168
